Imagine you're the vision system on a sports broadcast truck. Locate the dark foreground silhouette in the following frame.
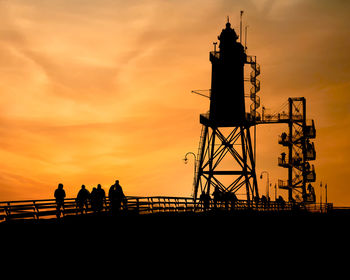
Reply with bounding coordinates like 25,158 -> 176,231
2,207 -> 350,226
2,208 -> 349,250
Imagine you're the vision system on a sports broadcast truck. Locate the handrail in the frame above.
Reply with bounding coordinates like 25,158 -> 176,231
0,195 -> 334,222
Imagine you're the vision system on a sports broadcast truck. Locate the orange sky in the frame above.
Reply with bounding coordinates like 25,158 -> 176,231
0,0 -> 349,206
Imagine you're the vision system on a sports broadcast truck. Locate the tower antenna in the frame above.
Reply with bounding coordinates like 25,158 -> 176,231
240,10 -> 244,43
245,25 -> 248,51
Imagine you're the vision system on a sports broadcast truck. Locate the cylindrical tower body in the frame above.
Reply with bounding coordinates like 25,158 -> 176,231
209,22 -> 246,126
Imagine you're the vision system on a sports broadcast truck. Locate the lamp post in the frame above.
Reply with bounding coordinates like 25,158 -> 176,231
320,181 -> 322,213
260,171 -> 270,200
183,152 -> 197,197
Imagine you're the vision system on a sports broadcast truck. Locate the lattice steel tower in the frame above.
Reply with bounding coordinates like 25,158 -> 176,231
193,20 -> 260,205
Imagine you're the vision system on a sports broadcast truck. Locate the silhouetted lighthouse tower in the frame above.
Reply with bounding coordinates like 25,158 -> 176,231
193,19 -> 260,204
210,21 -> 246,124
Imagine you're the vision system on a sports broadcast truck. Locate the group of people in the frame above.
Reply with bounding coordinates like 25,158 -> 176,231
54,180 -> 126,217
199,186 -> 290,211
199,186 -> 239,211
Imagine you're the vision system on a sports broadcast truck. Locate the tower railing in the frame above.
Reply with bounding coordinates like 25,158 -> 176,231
210,51 -> 220,59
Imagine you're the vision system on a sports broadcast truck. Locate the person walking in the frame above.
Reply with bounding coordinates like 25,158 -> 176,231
108,184 -> 117,214
76,185 -> 90,214
114,180 -> 126,213
212,186 -> 221,209
90,187 -> 97,213
95,184 -> 106,213
54,183 -> 66,218
200,191 -> 210,211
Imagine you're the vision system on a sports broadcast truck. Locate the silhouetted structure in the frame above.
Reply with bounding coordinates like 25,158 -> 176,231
54,183 -> 66,218
0,18 -> 323,223
263,98 -> 317,203
192,18 -> 318,207
194,19 -> 260,207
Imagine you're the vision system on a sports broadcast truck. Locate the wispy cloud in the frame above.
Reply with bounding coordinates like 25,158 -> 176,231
0,0 -> 349,203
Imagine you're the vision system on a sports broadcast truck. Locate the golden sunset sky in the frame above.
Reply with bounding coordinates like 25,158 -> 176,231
0,0 -> 349,205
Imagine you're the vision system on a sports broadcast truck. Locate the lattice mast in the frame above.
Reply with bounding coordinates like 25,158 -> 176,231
276,98 -> 316,202
260,98 -> 317,203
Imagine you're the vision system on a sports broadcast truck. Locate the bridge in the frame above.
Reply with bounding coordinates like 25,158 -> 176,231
0,196 -> 334,222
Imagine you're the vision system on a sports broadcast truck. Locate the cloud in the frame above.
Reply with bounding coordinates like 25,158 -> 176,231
0,0 -> 349,204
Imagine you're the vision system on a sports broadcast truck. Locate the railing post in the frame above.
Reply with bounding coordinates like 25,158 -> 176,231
136,198 -> 139,214
149,198 -> 153,213
6,202 -> 11,218
33,201 -> 38,219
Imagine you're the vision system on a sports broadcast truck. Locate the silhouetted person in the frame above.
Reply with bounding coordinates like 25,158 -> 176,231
212,186 -> 221,209
254,196 -> 260,208
306,139 -> 312,150
281,132 -> 287,142
281,152 -> 286,164
108,184 -> 116,212
305,162 -> 310,172
229,192 -> 238,210
95,184 -> 106,213
76,185 -> 90,214
200,191 -> 210,211
307,183 -> 313,193
114,180 -> 126,213
54,183 -> 66,218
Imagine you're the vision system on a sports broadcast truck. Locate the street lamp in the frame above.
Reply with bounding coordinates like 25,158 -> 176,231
183,152 -> 196,164
183,152 -> 197,197
320,181 -> 322,213
260,171 -> 270,200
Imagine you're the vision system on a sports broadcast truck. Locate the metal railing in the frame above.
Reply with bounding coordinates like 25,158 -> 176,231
0,196 -> 197,221
0,196 -> 335,222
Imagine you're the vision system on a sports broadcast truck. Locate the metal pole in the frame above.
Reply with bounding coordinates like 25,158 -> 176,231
320,182 -> 322,213
260,171 -> 269,199
274,183 -> 277,201
288,98 -> 293,201
245,25 -> 248,51
267,174 -> 270,199
184,152 -> 197,197
240,12 -> 242,44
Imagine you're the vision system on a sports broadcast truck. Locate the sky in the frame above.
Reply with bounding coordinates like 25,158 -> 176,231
0,0 -> 349,205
